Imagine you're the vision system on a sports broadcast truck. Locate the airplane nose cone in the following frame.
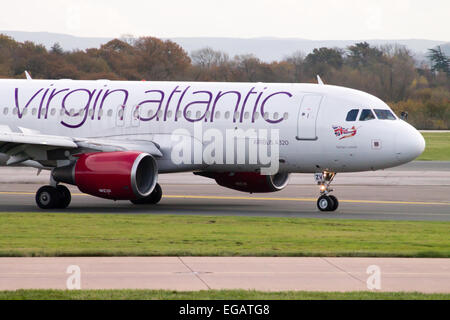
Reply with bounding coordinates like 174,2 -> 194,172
395,124 -> 426,164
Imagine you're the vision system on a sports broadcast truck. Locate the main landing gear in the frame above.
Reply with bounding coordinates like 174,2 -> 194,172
130,183 -> 163,205
315,171 -> 339,212
35,183 -> 163,209
36,185 -> 72,209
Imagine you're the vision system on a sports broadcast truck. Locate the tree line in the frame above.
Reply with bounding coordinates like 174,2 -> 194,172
0,34 -> 448,129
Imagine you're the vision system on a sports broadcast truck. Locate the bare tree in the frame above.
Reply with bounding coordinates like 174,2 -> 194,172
191,47 -> 229,68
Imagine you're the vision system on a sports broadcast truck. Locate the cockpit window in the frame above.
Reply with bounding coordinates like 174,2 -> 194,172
346,109 -> 359,121
359,109 -> 376,121
374,109 -> 396,120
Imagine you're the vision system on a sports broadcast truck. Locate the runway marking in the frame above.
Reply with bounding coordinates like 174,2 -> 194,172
163,195 -> 450,206
0,191 -> 449,206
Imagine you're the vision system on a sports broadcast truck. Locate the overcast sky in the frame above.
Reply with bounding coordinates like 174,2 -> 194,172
1,0 -> 448,40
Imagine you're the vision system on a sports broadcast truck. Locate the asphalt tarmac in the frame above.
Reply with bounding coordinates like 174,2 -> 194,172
0,162 -> 449,221
0,183 -> 449,221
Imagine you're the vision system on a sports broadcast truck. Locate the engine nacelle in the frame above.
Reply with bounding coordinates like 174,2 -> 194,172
196,172 -> 290,193
53,152 -> 158,200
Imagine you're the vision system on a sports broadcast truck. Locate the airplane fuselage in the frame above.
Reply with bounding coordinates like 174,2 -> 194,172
0,79 -> 425,174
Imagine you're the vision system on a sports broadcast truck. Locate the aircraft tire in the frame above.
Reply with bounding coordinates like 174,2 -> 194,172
36,186 -> 61,210
56,185 -> 72,209
328,195 -> 339,211
317,195 -> 335,212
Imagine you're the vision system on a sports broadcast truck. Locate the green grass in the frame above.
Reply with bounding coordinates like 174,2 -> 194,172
418,132 -> 450,161
0,213 -> 449,257
0,289 -> 448,300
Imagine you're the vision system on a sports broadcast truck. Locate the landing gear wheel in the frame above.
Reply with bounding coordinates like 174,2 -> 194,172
315,171 -> 339,212
36,186 -> 60,210
56,185 -> 71,209
328,195 -> 339,211
131,183 -> 163,205
317,195 -> 335,212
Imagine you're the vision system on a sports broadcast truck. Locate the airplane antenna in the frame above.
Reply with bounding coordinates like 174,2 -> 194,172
25,71 -> 32,80
317,75 -> 324,85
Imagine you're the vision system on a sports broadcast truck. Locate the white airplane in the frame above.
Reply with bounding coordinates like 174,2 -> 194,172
0,74 -> 425,212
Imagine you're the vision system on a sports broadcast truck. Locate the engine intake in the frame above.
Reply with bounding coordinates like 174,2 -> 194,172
196,172 -> 290,193
53,152 -> 158,200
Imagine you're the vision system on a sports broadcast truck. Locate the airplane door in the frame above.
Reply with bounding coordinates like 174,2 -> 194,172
296,94 -> 323,141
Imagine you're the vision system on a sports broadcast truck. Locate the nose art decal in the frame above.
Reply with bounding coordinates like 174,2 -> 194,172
332,126 -> 358,140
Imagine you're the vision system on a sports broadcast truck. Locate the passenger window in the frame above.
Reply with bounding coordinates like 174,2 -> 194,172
346,109 -> 359,121
360,109 -> 375,121
374,109 -> 396,120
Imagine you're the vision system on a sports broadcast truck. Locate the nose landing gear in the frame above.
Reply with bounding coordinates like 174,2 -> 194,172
315,171 -> 339,212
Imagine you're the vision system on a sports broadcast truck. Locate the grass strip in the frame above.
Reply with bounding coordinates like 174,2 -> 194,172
0,213 -> 448,257
418,132 -> 450,161
0,289 -> 448,300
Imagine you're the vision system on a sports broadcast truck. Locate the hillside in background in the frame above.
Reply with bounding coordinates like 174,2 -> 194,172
170,37 -> 448,62
0,32 -> 448,130
1,30 -> 448,62
440,43 -> 450,56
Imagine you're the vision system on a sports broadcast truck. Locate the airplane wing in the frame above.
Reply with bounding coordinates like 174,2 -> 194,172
74,138 -> 163,157
0,131 -> 78,148
0,129 -> 162,168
